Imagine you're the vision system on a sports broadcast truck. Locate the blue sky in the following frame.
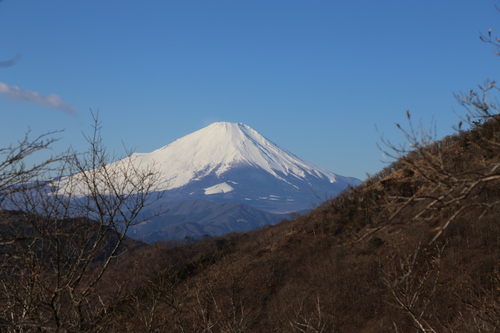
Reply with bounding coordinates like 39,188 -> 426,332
1,0 -> 499,180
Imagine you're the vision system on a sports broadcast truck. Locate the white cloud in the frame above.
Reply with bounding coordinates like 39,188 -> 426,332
0,82 -> 77,114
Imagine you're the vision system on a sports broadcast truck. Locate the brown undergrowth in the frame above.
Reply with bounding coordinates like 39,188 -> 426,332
99,118 -> 500,332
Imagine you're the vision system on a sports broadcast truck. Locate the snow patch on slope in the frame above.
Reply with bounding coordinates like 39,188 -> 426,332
204,182 -> 234,195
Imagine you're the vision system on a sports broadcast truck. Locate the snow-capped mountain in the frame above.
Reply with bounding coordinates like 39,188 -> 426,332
110,122 -> 361,212
52,121 -> 362,240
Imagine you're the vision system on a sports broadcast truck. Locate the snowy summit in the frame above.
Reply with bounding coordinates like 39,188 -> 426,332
60,122 -> 361,212
129,122 -> 344,190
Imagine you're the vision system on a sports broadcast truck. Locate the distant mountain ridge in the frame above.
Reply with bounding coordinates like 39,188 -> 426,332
129,199 -> 286,242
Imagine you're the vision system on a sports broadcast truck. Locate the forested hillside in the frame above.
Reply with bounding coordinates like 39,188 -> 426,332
101,112 -> 500,332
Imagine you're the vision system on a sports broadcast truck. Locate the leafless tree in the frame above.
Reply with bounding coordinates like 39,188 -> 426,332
0,130 -> 63,205
374,14 -> 500,245
378,77 -> 500,246
0,114 -> 165,332
289,296 -> 327,333
382,244 -> 443,332
376,20 -> 500,333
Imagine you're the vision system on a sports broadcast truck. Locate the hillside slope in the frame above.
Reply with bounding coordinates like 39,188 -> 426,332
106,119 -> 500,332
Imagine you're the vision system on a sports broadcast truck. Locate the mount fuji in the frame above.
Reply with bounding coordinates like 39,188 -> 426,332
118,122 -> 361,212
55,122 -> 362,240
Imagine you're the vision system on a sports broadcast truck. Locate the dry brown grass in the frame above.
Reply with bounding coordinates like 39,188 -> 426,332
99,119 -> 500,332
